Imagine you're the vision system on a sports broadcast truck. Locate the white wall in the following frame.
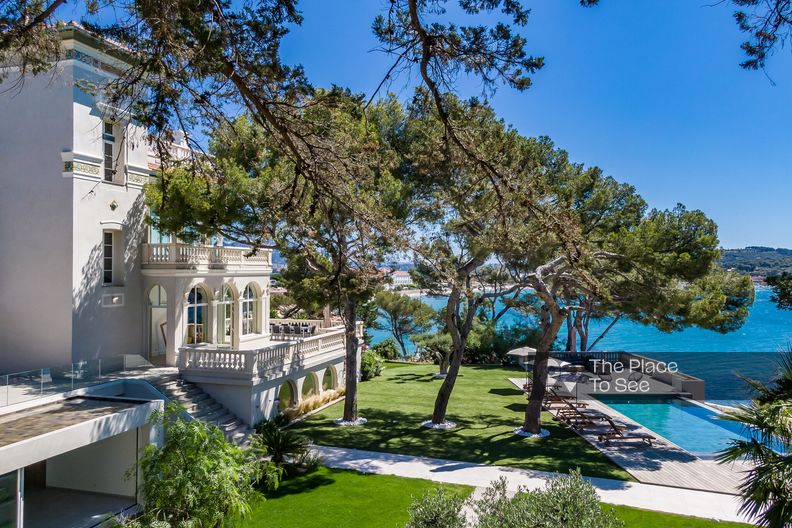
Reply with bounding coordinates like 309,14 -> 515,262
69,61 -> 149,363
46,428 -> 138,497
0,64 -> 76,373
189,355 -> 345,425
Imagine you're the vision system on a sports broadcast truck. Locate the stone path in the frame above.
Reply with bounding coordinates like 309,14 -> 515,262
314,445 -> 755,524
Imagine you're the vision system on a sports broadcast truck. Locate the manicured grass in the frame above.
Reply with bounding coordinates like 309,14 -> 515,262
235,467 -> 472,528
607,504 -> 752,528
235,467 -> 751,528
293,362 -> 632,480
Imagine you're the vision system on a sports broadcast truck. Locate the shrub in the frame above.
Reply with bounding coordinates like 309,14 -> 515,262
372,338 -> 402,359
253,419 -> 311,465
131,402 -> 270,528
405,472 -> 622,528
405,487 -> 467,528
281,388 -> 345,421
292,449 -> 323,473
361,349 -> 384,380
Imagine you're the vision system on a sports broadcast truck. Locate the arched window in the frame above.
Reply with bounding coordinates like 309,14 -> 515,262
302,373 -> 318,398
218,285 -> 234,346
242,284 -> 257,335
278,381 -> 295,411
186,285 -> 208,344
148,285 -> 167,306
322,367 -> 335,391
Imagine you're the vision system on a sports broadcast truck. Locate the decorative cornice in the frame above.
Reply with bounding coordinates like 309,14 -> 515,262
64,48 -> 124,76
127,172 -> 151,186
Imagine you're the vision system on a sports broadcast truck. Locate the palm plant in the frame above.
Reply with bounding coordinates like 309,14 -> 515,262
717,349 -> 792,527
253,419 -> 310,465
742,346 -> 792,403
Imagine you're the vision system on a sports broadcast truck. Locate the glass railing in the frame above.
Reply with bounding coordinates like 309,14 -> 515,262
0,354 -> 155,408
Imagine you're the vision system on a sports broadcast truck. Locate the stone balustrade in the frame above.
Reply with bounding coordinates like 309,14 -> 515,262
141,243 -> 271,273
179,326 -> 349,381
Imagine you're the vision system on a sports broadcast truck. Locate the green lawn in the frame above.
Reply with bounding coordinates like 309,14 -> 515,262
235,467 -> 752,528
607,505 -> 751,528
293,362 -> 632,480
236,467 -> 472,528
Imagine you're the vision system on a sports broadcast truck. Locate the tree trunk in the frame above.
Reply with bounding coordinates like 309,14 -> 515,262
565,312 -> 577,352
438,350 -> 450,374
342,298 -> 360,422
522,304 -> 567,434
431,345 -> 462,423
395,333 -> 408,357
576,311 -> 589,352
586,313 -> 621,352
430,286 -> 469,425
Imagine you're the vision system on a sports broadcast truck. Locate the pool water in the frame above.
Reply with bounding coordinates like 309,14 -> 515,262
595,395 -> 748,457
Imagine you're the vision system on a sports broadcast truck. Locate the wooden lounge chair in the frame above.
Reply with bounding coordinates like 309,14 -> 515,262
597,417 -> 655,446
555,406 -> 611,430
542,388 -> 587,409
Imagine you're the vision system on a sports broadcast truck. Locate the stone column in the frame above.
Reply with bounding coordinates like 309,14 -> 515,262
165,285 -> 182,367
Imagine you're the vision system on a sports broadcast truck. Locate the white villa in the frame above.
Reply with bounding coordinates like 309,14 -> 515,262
0,24 -> 357,528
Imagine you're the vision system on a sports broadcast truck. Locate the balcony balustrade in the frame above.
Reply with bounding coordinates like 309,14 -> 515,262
179,325 -> 353,381
141,243 -> 271,273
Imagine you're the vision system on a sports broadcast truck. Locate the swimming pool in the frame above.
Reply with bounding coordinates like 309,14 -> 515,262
595,395 -> 748,457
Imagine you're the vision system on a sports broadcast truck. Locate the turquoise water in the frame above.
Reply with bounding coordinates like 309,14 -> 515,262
595,395 -> 748,456
371,287 -> 792,354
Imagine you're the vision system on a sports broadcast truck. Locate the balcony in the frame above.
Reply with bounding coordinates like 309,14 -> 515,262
178,324 -> 356,382
141,243 -> 271,274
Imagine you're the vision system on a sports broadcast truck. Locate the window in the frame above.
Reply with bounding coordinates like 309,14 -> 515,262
186,285 -> 208,344
242,284 -> 257,335
149,213 -> 171,244
103,122 -> 115,182
102,231 -> 114,284
218,285 -> 234,345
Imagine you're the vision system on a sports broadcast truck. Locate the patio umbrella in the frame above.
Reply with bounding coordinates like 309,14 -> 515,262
506,347 -> 537,386
526,357 -> 571,369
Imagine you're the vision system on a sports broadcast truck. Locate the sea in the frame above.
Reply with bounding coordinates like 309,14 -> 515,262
370,286 -> 792,403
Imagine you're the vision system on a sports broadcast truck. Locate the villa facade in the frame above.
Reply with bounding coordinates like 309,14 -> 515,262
0,24 -> 361,528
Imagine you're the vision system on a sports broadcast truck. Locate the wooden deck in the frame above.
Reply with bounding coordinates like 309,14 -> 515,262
508,377 -> 749,495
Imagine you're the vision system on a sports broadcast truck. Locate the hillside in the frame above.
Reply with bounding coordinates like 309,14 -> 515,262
721,247 -> 792,277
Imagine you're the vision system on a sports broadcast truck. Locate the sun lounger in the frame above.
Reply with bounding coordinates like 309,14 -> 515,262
597,417 -> 655,446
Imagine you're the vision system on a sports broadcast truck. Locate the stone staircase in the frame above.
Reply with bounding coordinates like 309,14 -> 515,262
149,372 -> 255,445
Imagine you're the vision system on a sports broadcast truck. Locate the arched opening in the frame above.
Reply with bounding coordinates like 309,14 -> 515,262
186,284 -> 209,345
278,381 -> 296,412
218,285 -> 235,346
302,373 -> 318,398
241,283 -> 258,335
148,285 -> 167,360
322,367 -> 336,391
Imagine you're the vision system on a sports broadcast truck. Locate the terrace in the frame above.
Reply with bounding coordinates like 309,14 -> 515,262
178,320 -> 356,382
141,242 -> 272,273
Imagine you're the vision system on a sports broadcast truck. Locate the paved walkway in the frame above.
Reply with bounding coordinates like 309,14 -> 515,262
314,446 -> 755,524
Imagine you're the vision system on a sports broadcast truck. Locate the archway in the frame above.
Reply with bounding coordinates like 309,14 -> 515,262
322,367 -> 336,391
186,284 -> 210,344
217,284 -> 235,346
278,380 -> 296,412
302,373 -> 319,398
147,285 -> 167,361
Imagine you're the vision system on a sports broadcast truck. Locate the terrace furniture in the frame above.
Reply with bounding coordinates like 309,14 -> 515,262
627,371 -> 644,382
597,417 -> 655,446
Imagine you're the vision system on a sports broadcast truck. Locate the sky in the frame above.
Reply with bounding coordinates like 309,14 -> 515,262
273,0 -> 792,249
